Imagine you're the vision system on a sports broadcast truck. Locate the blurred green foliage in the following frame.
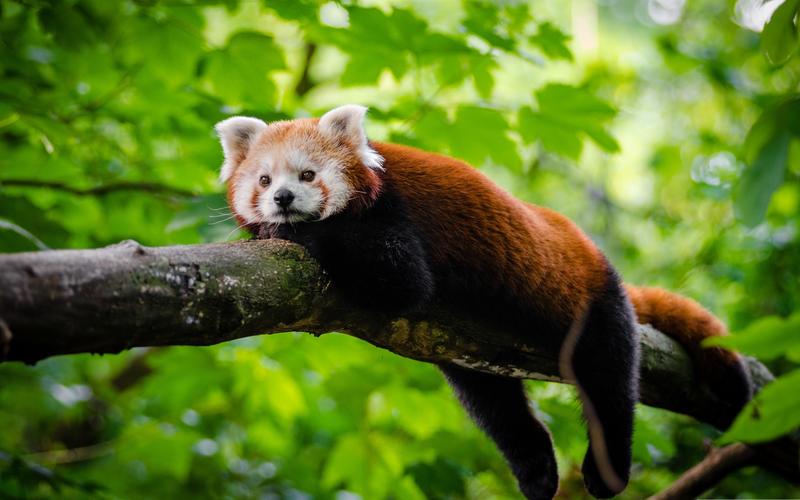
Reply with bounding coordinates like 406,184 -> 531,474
0,0 -> 798,498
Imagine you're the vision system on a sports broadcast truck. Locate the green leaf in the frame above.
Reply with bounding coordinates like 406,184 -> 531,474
431,46 -> 493,96
407,458 -> 467,499
537,84 -> 617,124
472,57 -> 496,99
38,2 -> 96,48
721,369 -> 800,444
264,0 -> 319,21
530,22 -> 573,61
322,433 -> 403,498
632,408 -> 676,465
744,98 -> 800,163
116,421 -> 199,480
341,52 -> 387,86
203,32 -> 286,106
124,10 -> 206,87
231,349 -> 307,424
704,312 -> 800,360
395,475 -> 428,500
366,386 -> 461,438
519,84 -> 618,159
463,2 -> 515,51
519,107 -> 582,159
451,106 -> 520,170
313,7 -> 418,84
761,0 -> 800,65
734,130 -> 791,227
316,6 -> 475,87
743,108 -> 780,164
415,106 -> 520,170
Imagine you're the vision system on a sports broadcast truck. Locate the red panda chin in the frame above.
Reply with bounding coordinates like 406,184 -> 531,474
268,208 -> 322,224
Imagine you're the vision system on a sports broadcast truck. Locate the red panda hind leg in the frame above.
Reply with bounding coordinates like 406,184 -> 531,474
441,269 -> 639,500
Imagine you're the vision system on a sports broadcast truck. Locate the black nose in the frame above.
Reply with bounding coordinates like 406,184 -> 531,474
274,188 -> 295,208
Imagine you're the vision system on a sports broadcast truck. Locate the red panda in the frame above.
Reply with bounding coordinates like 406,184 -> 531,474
215,104 -> 751,500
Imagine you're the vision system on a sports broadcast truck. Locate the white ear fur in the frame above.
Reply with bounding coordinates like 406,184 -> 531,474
318,104 -> 384,171
215,116 -> 268,182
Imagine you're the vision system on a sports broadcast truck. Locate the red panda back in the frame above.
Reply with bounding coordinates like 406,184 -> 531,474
374,141 -> 609,323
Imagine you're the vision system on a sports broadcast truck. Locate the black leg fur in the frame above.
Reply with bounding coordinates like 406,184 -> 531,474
262,191 -> 434,315
571,272 -> 640,498
440,365 -> 559,500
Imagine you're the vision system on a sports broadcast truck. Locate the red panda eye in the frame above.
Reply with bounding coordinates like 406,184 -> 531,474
300,170 -> 315,182
259,175 -> 271,187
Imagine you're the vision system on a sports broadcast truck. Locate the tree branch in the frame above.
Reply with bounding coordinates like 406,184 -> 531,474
0,179 -> 197,198
0,239 -> 797,486
649,443 -> 757,500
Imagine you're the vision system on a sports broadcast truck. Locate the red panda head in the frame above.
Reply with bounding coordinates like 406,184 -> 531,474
215,105 -> 384,227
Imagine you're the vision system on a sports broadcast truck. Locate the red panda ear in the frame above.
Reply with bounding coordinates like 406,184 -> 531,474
214,116 -> 268,182
319,105 -> 384,171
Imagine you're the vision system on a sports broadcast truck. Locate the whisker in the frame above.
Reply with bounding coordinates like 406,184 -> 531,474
209,215 -> 237,225
225,222 -> 248,241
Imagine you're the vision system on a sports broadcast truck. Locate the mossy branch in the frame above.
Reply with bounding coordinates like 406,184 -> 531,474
0,239 -> 796,486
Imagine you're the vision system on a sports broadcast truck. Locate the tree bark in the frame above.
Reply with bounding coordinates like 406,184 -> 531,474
649,443 -> 757,500
0,239 -> 797,484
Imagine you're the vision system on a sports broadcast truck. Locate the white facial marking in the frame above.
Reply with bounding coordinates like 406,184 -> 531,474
231,142 -> 350,224
221,105 -> 381,225
232,178 -> 258,223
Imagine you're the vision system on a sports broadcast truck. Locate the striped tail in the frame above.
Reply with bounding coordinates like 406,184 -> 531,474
624,285 -> 752,423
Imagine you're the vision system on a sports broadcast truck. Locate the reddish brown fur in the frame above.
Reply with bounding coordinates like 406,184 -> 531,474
375,142 -> 608,323
318,181 -> 330,214
624,285 -> 743,385
250,190 -> 260,216
374,141 -> 741,390
222,123 -> 750,497
226,129 -> 742,395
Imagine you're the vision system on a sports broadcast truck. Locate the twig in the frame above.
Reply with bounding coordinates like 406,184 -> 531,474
0,219 -> 49,250
295,43 -> 317,98
24,441 -> 114,465
110,348 -> 157,392
0,179 -> 197,198
649,443 -> 757,500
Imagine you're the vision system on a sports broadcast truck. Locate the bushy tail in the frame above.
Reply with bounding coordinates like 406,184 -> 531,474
624,285 -> 752,422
